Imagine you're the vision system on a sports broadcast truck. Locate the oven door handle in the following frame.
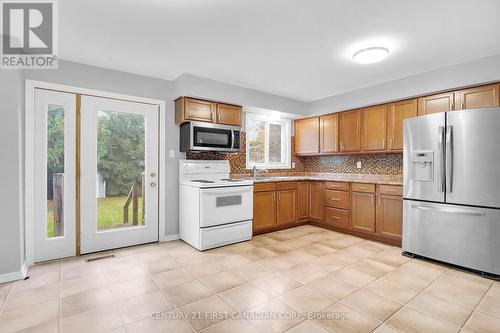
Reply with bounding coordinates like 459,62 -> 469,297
200,187 -> 253,195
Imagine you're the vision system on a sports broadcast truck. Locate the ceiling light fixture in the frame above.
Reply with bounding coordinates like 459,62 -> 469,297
352,47 -> 389,64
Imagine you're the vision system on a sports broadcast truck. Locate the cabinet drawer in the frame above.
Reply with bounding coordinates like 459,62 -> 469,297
351,183 -> 375,193
324,181 -> 349,191
324,207 -> 349,229
276,182 -> 297,190
254,183 -> 276,192
324,190 -> 350,209
378,185 -> 403,196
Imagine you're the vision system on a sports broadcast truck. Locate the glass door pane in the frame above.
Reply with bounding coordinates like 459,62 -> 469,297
96,111 -> 145,230
47,104 -> 66,238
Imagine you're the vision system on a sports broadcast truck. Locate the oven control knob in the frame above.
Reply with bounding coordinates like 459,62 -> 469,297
150,182 -> 157,187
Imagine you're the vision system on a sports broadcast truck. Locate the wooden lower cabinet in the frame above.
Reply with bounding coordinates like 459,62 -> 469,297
308,182 -> 323,222
376,194 -> 403,241
277,190 -> 297,225
324,207 -> 349,229
350,191 -> 376,234
297,182 -> 309,221
253,181 -> 403,245
253,190 -> 277,233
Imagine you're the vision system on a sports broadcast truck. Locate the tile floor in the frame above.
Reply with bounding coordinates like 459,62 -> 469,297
0,225 -> 499,333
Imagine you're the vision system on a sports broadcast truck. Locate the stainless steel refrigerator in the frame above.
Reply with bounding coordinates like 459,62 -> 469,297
403,107 -> 500,277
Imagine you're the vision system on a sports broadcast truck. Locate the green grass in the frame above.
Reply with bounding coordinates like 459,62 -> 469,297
47,196 -> 144,238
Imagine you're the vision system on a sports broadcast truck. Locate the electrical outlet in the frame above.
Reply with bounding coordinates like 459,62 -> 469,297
356,161 -> 362,169
169,150 -> 175,158
292,162 -> 296,168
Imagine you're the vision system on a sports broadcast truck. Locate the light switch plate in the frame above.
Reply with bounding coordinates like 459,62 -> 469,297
356,161 -> 362,169
169,150 -> 175,158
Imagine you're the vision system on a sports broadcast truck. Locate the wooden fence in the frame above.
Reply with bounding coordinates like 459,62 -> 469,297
52,173 -> 64,236
123,173 -> 145,225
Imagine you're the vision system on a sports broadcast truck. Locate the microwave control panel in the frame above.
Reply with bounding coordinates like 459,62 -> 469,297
233,131 -> 240,149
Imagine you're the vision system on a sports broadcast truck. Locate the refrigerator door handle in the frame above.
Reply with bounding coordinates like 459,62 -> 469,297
411,204 -> 485,217
446,125 -> 453,193
437,126 -> 445,193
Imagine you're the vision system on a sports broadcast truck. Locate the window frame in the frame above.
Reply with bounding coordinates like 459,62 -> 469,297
245,112 -> 291,170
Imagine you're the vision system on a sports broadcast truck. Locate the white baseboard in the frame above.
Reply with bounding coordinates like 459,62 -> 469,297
0,262 -> 29,284
160,234 -> 179,242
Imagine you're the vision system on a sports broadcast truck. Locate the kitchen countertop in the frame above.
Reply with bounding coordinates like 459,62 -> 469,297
232,173 -> 403,186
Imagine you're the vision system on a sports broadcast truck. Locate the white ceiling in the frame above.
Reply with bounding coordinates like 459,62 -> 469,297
60,0 -> 500,102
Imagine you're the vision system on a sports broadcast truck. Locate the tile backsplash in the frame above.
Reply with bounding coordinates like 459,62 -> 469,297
186,132 -> 402,175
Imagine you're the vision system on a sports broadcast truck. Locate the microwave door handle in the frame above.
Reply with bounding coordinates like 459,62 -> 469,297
231,130 -> 235,150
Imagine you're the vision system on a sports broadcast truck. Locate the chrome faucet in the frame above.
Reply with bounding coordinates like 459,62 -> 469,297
252,165 -> 258,179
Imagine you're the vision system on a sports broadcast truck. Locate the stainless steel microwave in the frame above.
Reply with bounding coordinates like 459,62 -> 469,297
180,121 -> 241,153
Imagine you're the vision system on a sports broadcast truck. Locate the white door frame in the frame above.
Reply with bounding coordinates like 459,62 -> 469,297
25,80 -> 167,265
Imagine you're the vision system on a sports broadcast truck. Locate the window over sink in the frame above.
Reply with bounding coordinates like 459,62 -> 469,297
245,112 -> 291,169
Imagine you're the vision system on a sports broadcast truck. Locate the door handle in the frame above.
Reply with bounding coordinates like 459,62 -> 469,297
437,126 -> 445,193
412,204 -> 485,217
446,125 -> 453,193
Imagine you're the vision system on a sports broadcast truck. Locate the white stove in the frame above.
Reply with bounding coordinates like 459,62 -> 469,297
179,160 -> 254,250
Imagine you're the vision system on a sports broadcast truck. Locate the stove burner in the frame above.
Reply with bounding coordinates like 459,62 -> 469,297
191,180 -> 215,183
220,178 -> 243,182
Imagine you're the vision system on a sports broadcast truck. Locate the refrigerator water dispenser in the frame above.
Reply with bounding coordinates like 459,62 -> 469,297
410,150 -> 433,181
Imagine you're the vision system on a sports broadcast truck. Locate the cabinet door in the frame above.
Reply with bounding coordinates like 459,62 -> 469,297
455,84 -> 500,110
297,182 -> 309,221
253,191 -> 276,233
339,110 -> 360,152
184,98 -> 216,123
216,103 -> 242,126
387,99 -> 417,151
361,105 -> 387,151
277,190 -> 297,225
376,194 -> 402,241
308,182 -> 323,222
351,192 -> 375,233
295,117 -> 320,155
320,114 -> 338,153
417,93 -> 454,116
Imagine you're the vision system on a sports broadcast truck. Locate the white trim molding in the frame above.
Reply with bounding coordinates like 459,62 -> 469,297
0,263 -> 28,284
161,234 -> 180,242
25,80 -> 167,266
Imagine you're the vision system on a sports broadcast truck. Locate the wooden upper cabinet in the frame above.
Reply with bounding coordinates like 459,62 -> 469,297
216,103 -> 242,126
297,182 -> 309,221
387,99 -> 418,151
417,92 -> 454,116
360,105 -> 387,151
176,97 -> 215,124
350,191 -> 376,234
175,97 -> 242,126
455,84 -> 500,110
253,190 -> 277,233
277,189 -> 297,225
339,110 -> 360,152
308,182 -> 323,222
295,117 -> 320,155
376,194 -> 403,241
320,114 -> 339,153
